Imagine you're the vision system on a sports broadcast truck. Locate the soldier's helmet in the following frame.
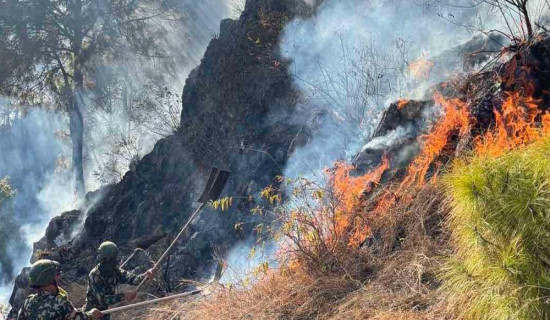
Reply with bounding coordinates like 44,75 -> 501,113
28,259 -> 60,287
97,241 -> 119,261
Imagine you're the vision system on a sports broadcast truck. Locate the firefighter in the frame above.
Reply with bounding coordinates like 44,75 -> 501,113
17,259 -> 102,320
83,241 -> 153,319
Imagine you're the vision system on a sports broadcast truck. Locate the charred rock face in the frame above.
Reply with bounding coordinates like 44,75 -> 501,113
353,100 -> 433,173
36,210 -> 81,251
354,35 -> 550,178
6,268 -> 29,319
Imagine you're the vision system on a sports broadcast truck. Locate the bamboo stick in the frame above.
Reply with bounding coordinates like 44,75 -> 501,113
102,289 -> 202,315
135,202 -> 207,291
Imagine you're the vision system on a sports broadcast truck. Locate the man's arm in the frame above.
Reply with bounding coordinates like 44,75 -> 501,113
58,297 -> 101,320
119,268 -> 145,286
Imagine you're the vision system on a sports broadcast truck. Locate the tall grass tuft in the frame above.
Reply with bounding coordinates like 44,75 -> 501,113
442,138 -> 550,319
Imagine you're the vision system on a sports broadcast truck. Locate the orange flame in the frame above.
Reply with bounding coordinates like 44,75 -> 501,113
291,71 -> 550,256
475,93 -> 547,156
329,155 -> 390,246
409,58 -> 434,79
322,88 -> 549,250
401,92 -> 470,187
397,99 -> 409,110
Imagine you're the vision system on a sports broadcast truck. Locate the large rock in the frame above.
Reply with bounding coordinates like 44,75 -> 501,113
353,99 -> 433,172
354,34 -> 550,175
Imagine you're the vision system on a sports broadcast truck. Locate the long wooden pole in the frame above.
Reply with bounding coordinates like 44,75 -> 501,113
120,248 -> 143,269
135,202 -> 207,291
105,260 -> 224,315
102,289 -> 202,315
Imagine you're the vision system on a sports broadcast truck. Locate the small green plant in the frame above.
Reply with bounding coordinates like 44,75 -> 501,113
210,197 -> 233,211
442,138 -> 550,319
0,176 -> 14,206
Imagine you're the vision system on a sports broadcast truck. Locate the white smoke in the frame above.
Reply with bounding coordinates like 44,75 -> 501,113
85,0 -> 235,191
0,109 -> 74,306
279,0 -> 517,180
360,125 -> 415,151
220,237 -> 277,286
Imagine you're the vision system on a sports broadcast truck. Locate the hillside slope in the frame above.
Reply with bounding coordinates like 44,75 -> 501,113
143,35 -> 550,319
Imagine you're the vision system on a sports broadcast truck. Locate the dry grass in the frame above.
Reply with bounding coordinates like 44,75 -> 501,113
139,185 -> 453,320
326,185 -> 452,320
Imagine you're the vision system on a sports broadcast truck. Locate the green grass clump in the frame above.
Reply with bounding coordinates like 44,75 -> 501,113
442,139 -> 550,319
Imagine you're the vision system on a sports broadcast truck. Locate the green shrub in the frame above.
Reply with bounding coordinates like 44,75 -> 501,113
0,176 -> 14,206
0,177 -> 18,281
442,138 -> 550,319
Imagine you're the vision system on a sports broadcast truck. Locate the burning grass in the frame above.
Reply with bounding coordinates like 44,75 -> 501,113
138,38 -> 550,319
142,89 -> 550,319
143,185 -> 450,320
141,86 -> 550,318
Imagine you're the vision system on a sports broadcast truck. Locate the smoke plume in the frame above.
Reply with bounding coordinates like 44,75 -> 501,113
0,109 -> 70,303
280,0 -> 518,179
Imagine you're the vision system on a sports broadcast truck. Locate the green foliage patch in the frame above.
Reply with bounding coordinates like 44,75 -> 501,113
442,139 -> 550,319
0,177 -> 14,206
0,176 -> 20,281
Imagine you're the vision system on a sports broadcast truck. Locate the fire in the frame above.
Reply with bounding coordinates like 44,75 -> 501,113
277,47 -> 550,280
401,92 -> 470,187
334,87 -> 550,243
409,58 -> 434,79
475,93 -> 548,156
328,155 -> 389,246
287,71 -> 550,257
397,99 -> 409,110
399,90 -> 549,187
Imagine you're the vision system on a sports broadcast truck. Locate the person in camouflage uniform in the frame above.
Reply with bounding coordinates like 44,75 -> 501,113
17,259 -> 102,320
83,241 -> 153,319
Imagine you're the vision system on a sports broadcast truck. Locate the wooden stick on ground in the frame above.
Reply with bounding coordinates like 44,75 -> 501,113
103,261 -> 224,315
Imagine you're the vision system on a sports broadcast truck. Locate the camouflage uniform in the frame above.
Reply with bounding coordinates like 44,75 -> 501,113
17,291 -> 93,320
83,265 -> 144,319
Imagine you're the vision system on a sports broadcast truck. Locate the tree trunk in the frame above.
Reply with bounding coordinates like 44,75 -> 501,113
71,0 -> 86,198
520,2 -> 533,41
70,93 -> 85,197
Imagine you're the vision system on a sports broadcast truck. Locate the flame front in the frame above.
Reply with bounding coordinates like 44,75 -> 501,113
318,87 -> 550,248
475,93 -> 547,156
409,58 -> 434,79
401,92 -> 470,187
328,155 -> 389,246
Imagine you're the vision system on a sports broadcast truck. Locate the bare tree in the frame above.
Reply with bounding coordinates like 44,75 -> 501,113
434,0 -> 550,44
292,34 -> 411,143
484,0 -> 535,41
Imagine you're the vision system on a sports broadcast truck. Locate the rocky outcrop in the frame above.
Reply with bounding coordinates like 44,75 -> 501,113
353,99 -> 433,172
354,34 -> 550,175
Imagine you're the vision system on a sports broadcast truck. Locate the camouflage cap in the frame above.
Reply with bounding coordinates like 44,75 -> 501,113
97,241 -> 119,261
28,259 -> 60,287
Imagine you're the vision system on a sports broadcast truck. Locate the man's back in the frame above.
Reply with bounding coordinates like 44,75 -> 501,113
18,291 -> 90,320
84,264 -> 143,311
